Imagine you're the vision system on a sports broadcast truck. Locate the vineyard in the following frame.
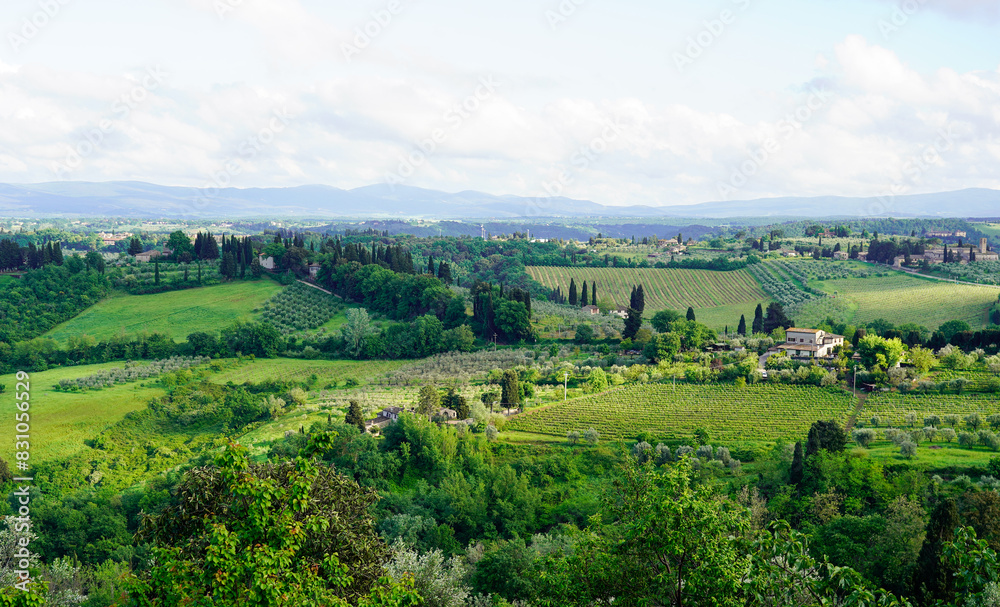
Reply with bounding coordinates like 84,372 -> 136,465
861,392 -> 1000,426
507,383 -> 855,442
748,263 -> 820,310
930,260 -> 1000,285
526,266 -> 769,329
799,273 -> 999,330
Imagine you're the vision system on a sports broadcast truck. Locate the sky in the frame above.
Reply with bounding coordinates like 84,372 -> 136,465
0,0 -> 998,207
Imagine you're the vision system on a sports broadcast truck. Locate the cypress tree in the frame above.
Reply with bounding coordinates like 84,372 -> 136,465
345,400 -> 366,433
427,255 -> 435,275
738,314 -> 747,336
591,282 -> 596,306
686,307 -> 695,321
912,498 -> 960,605
569,279 -> 577,306
790,441 -> 804,485
752,303 -> 764,334
581,281 -> 589,307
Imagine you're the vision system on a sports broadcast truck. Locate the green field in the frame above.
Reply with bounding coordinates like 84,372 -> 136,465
508,383 -> 856,443
860,392 -> 1000,427
1,363 -> 168,462
44,280 -> 284,343
799,272 -> 999,330
208,357 -> 406,387
527,266 -> 770,329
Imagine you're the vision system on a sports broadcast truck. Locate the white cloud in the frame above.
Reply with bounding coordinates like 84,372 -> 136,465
0,30 -> 998,205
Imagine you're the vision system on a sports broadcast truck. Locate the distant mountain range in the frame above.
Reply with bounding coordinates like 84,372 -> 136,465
0,181 -> 997,219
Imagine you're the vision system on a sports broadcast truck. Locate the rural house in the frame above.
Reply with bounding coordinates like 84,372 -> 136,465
135,250 -> 162,262
582,305 -> 600,315
778,328 -> 844,358
308,262 -> 321,277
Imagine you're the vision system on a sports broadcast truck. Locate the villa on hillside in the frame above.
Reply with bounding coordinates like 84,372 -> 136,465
778,328 -> 844,358
582,305 -> 600,315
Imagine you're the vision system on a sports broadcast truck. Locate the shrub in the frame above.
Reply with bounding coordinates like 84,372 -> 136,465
851,428 -> 876,448
899,440 -> 917,459
958,431 -> 978,448
583,428 -> 600,445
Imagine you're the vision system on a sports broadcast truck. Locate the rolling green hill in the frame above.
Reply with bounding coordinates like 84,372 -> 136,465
527,266 -> 770,330
43,280 -> 284,343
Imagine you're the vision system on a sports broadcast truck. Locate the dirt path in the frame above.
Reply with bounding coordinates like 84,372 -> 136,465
845,390 -> 868,430
296,279 -> 338,297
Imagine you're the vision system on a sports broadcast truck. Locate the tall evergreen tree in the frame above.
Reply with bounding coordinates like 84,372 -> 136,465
790,441 -> 804,486
912,498 -> 960,605
623,307 -> 642,340
437,261 -> 451,284
128,237 -> 142,256
501,369 -> 521,409
345,400 -> 366,433
581,281 -> 589,307
686,307 -> 695,322
752,303 -> 764,334
427,255 -> 435,275
591,282 -> 596,307
737,314 -> 747,336
569,279 -> 578,306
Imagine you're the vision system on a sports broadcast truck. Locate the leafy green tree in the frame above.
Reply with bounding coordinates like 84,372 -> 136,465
650,309 -> 681,333
806,420 -> 847,456
250,255 -> 263,278
938,319 -> 971,341
341,308 -> 372,359
122,438 -> 419,606
84,250 -> 105,274
417,386 -> 440,419
494,299 -> 531,342
220,320 -> 283,357
908,346 -> 937,373
166,230 -> 194,257
856,334 -> 906,372
574,323 -> 594,344
128,237 -> 142,255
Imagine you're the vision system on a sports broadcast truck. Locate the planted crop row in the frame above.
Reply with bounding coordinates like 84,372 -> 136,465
55,356 -> 210,391
747,264 -> 819,309
526,266 -> 768,313
863,392 -> 1000,424
259,282 -> 341,333
508,383 -> 855,442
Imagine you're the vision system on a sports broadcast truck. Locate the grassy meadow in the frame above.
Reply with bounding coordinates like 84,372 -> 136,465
1,363 -> 168,463
44,280 -> 284,343
802,272 -> 998,330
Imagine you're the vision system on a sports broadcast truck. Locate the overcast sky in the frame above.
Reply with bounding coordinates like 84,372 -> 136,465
1,0 -> 998,206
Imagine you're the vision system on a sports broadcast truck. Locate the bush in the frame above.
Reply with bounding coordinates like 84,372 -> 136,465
899,440 -> 917,459
851,428 -> 876,448
959,431 -> 978,448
